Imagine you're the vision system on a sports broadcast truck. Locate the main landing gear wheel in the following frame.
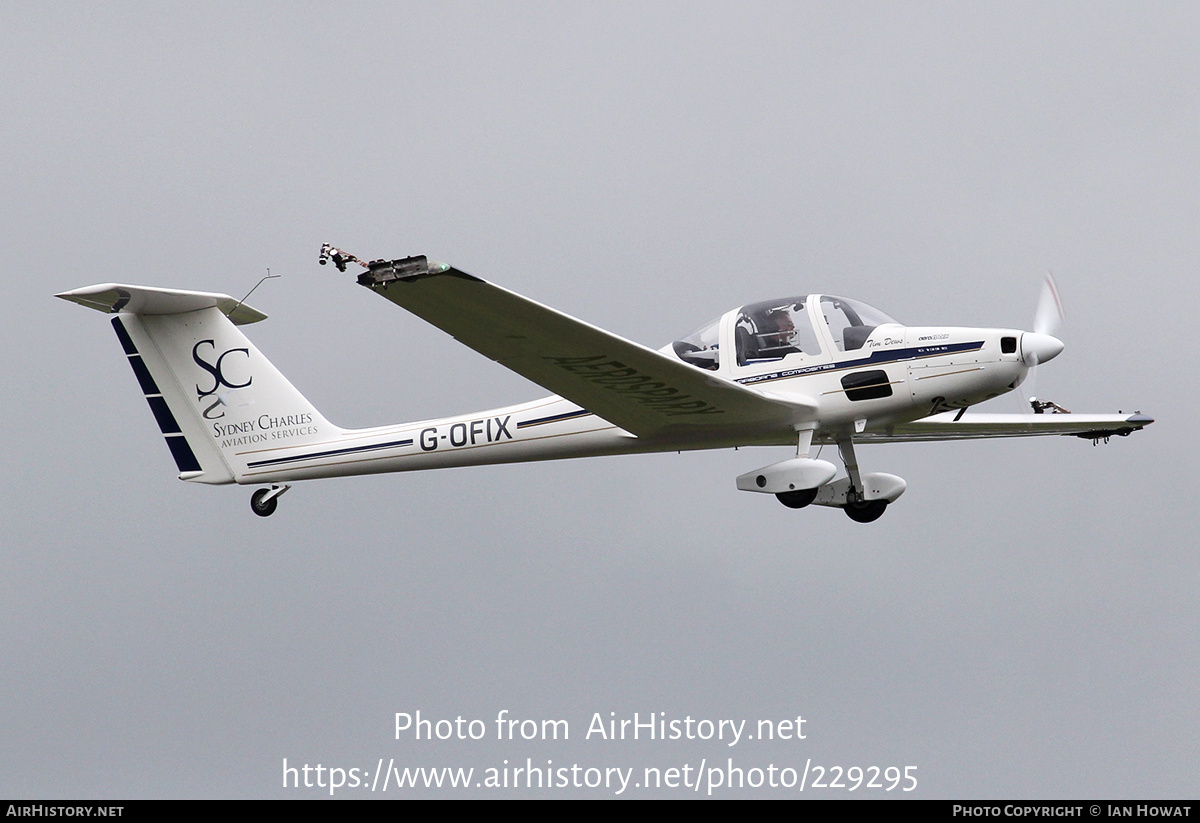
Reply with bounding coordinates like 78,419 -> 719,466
250,488 -> 278,518
776,488 -> 818,509
843,499 -> 888,523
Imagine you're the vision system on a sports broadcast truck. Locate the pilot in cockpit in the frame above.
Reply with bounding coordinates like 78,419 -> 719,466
761,309 -> 799,356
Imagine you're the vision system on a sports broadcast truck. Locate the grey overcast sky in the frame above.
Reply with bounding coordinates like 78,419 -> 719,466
2,2 -> 1196,798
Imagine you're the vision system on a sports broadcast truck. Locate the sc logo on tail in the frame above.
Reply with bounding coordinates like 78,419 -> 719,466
192,339 -> 252,420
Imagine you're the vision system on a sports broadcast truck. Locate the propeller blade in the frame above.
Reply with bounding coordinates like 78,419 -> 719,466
1033,272 -> 1064,337
1022,272 -> 1065,411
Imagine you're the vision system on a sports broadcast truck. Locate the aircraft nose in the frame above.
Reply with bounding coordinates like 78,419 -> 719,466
1021,332 -> 1064,365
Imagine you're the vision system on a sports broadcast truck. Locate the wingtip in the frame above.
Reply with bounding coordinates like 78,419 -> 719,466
54,285 -> 125,313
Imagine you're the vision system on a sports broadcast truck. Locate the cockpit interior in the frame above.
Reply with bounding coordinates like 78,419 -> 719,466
671,295 -> 902,371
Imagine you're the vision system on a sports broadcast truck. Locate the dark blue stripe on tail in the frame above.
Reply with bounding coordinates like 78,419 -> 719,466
165,436 -> 203,473
146,396 -> 183,434
112,316 -> 204,475
111,316 -> 138,354
128,355 -> 160,395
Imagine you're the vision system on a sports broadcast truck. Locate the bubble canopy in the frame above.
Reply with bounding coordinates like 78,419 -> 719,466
671,295 -> 902,370
671,314 -> 724,370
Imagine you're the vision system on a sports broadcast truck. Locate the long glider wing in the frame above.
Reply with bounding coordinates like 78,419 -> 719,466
355,257 -> 814,440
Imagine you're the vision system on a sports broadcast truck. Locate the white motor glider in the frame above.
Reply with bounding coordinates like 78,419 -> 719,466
57,251 -> 1152,522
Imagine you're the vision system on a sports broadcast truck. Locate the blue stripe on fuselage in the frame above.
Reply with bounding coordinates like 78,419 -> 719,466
516,409 -> 592,429
735,340 -> 984,385
245,438 -> 416,469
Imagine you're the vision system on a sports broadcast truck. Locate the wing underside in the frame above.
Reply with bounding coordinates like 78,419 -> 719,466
858,412 -> 1154,443
355,259 -> 815,440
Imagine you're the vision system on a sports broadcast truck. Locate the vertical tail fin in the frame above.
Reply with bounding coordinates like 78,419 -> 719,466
58,284 -> 340,485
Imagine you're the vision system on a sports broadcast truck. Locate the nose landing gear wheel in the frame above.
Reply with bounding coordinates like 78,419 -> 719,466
844,499 -> 888,523
250,488 -> 278,517
776,488 -> 818,509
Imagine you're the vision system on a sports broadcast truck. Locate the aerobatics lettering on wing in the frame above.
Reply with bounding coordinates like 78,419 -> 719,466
419,415 -> 514,451
545,355 -> 724,416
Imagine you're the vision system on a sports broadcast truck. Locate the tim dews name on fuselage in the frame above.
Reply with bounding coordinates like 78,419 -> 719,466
213,413 -> 318,447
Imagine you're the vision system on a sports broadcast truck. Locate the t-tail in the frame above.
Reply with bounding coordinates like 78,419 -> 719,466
56,284 -> 340,489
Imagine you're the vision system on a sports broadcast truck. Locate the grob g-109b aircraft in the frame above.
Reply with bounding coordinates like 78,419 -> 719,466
57,248 -> 1152,522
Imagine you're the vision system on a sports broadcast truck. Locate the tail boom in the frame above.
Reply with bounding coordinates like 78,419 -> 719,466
61,283 -> 676,489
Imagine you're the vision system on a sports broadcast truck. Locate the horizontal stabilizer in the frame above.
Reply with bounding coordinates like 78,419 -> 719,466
56,283 -> 267,325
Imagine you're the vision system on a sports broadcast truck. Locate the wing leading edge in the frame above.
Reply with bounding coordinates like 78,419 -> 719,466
355,257 -> 814,440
